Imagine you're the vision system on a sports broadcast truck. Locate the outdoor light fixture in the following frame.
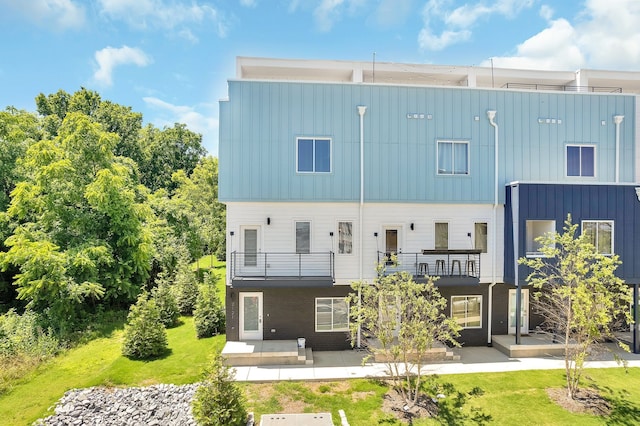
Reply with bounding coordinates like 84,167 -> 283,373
267,217 -> 271,225
230,231 -> 234,236
410,223 -> 414,230
329,232 -> 334,236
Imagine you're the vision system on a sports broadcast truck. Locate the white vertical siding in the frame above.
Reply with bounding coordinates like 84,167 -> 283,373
226,202 -> 504,286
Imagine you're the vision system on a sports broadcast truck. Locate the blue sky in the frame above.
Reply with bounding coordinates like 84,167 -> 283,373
1,0 -> 639,156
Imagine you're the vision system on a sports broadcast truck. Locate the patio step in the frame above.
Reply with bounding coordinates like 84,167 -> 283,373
223,340 -> 313,366
445,350 -> 460,361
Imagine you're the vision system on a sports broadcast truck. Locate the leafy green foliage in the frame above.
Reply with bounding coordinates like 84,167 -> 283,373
0,309 -> 59,359
173,259 -> 199,315
519,215 -> 632,399
348,259 -> 461,408
152,283 -> 180,328
0,112 -> 152,328
193,274 -> 225,339
121,293 -> 168,359
192,353 -> 247,426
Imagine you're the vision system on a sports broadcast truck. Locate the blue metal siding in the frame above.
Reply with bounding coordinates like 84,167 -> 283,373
219,80 -> 635,203
505,183 -> 640,285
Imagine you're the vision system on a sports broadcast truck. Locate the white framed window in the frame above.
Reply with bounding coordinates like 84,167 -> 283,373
295,221 -> 311,254
582,220 -> 614,255
475,222 -> 488,253
315,298 -> 349,332
526,220 -> 556,257
435,222 -> 449,249
566,145 -> 595,177
437,141 -> 469,175
338,221 -> 353,255
451,295 -> 482,328
297,137 -> 331,173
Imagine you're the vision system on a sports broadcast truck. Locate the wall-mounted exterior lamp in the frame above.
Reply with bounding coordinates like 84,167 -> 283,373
267,217 -> 271,225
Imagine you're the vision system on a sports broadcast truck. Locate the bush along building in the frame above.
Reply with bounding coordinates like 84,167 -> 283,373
219,57 -> 640,357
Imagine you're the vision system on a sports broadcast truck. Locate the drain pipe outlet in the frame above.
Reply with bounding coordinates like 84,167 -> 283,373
487,110 -> 498,346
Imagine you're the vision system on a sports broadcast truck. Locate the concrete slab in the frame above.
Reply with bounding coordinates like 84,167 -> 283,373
260,413 -> 333,425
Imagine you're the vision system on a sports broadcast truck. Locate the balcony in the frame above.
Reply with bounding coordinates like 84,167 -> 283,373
377,249 -> 481,286
229,251 -> 335,286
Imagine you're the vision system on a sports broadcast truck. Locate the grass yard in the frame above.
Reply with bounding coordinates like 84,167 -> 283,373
243,368 -> 640,425
0,317 -> 224,426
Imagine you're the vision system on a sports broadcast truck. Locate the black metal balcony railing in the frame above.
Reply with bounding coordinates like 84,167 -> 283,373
230,251 -> 335,280
377,249 -> 481,279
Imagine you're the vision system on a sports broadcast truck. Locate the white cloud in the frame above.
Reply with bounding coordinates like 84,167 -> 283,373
418,0 -> 534,51
287,0 -> 364,31
372,0 -> 414,28
240,0 -> 257,6
0,0 -> 85,30
98,0 -> 228,39
143,97 -> 218,154
93,46 -> 152,86
487,0 -> 640,71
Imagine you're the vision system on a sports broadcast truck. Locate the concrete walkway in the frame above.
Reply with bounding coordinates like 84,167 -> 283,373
232,344 -> 640,382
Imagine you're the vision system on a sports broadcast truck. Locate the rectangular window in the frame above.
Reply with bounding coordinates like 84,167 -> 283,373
567,145 -> 595,177
338,221 -> 353,254
297,138 -> 331,173
316,298 -> 349,332
451,296 -> 482,328
435,222 -> 449,249
582,220 -> 614,255
437,141 -> 469,175
475,222 -> 488,253
296,221 -> 310,254
526,220 -> 556,257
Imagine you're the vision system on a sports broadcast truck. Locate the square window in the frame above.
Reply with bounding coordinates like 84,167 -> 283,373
475,222 -> 488,253
567,145 -> 595,177
297,138 -> 331,173
582,220 -> 614,255
296,221 -> 310,254
435,222 -> 448,249
315,298 -> 349,332
526,220 -> 556,257
338,221 -> 353,254
451,296 -> 482,328
438,141 -> 469,175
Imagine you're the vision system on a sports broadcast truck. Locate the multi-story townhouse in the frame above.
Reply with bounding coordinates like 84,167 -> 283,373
219,57 -> 640,355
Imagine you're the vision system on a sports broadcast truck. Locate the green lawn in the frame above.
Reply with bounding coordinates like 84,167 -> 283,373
243,368 -> 640,425
0,317 -> 224,426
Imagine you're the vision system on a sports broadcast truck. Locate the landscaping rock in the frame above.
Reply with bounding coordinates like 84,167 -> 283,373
34,384 -> 199,426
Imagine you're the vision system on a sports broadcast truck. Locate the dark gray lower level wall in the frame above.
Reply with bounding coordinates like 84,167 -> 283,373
438,284 -> 490,347
226,283 -> 507,350
226,285 -> 354,351
491,284 -> 544,336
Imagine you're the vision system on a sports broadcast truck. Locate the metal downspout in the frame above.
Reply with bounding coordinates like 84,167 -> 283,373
357,105 -> 367,348
614,115 -> 624,183
487,110 -> 498,346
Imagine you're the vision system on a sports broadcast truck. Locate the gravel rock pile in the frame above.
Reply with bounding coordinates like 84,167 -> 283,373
35,383 -> 199,426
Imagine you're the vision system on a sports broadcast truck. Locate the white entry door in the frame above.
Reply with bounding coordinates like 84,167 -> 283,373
239,292 -> 263,340
508,288 -> 529,335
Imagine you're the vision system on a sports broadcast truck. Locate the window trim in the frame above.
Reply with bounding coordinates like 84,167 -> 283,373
525,220 -> 556,258
434,221 -> 449,250
294,220 -> 311,254
437,140 -> 470,176
474,221 -> 488,254
296,137 -> 332,174
337,220 -> 354,255
565,144 -> 596,178
581,220 -> 614,255
315,297 -> 349,332
451,295 -> 482,329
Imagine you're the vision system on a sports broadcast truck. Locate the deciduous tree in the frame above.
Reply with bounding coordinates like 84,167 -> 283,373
348,261 -> 461,408
519,215 -> 632,399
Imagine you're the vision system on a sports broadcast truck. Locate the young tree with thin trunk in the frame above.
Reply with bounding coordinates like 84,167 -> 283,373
348,260 -> 461,408
519,215 -> 632,399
